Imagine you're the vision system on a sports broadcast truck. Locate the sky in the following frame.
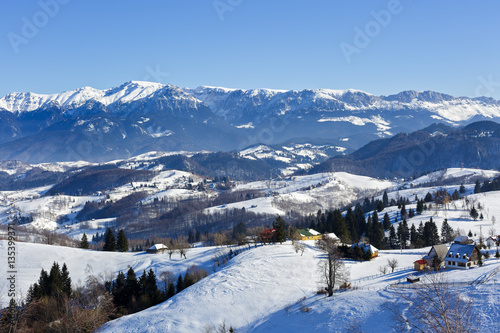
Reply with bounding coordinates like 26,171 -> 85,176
1,0 -> 500,99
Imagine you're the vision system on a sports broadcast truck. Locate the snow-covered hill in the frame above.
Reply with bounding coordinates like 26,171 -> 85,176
6,239 -> 495,333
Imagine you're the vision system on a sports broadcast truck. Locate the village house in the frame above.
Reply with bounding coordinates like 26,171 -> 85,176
146,243 -> 169,254
296,228 -> 322,241
445,242 -> 479,270
424,244 -> 448,269
486,235 -> 500,248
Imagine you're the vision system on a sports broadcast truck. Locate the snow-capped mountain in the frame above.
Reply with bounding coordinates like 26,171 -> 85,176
1,81 -> 500,163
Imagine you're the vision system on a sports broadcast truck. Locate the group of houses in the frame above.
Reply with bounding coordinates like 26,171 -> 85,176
296,228 -> 379,258
414,235 -> 482,271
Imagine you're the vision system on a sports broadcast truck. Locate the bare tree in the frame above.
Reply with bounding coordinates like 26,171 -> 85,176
379,265 -> 388,274
293,241 -> 306,256
386,273 -> 478,333
387,258 -> 399,273
178,247 -> 188,259
317,235 -> 349,297
214,232 -> 227,247
159,270 -> 175,294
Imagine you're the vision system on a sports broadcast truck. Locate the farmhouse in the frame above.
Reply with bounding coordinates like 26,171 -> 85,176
146,243 -> 169,254
297,228 -> 322,241
445,243 -> 479,270
422,244 -> 448,270
486,235 -> 500,248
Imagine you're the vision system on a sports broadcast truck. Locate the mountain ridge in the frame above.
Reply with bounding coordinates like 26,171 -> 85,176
2,81 -> 500,163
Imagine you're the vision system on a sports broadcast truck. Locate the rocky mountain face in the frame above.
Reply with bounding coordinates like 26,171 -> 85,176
1,81 -> 500,163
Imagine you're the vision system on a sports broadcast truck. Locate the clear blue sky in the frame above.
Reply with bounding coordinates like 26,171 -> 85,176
1,0 -> 500,98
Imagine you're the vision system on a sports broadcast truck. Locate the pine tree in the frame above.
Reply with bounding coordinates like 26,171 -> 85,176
145,269 -> 162,305
459,183 -> 466,194
382,191 -> 389,208
474,179 -> 481,194
124,267 -> 140,307
345,208 -> 358,242
376,200 -> 384,212
441,219 -> 454,243
273,216 -> 288,244
477,249 -> 483,266
176,274 -> 184,293
117,229 -> 129,252
80,233 -> 89,249
61,263 -> 71,297
112,271 -> 127,307
383,213 -> 391,230
388,225 -> 398,249
400,220 -> 410,249
48,262 -> 63,297
423,219 -> 440,246
371,213 -> 385,249
410,224 -> 417,247
103,228 -> 116,251
400,205 -> 407,220
470,207 -> 479,220
167,282 -> 176,299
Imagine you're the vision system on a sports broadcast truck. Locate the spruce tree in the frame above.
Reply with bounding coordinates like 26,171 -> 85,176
410,224 -> 417,247
112,271 -> 127,307
273,216 -> 288,244
167,282 -> 176,299
382,191 -> 389,208
124,267 -> 140,307
103,228 -> 116,251
388,226 -> 398,249
470,207 -> 479,220
61,263 -> 71,297
117,229 -> 129,252
474,179 -> 481,194
441,219 -> 454,243
146,269 -> 162,305
80,233 -> 89,249
48,262 -> 61,296
383,213 -> 391,230
176,274 -> 184,293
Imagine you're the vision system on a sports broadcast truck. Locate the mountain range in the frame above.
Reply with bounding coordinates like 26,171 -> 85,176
311,121 -> 500,179
1,81 -> 500,163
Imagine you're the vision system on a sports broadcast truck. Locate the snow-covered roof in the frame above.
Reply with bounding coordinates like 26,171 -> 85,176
453,235 -> 470,244
446,243 -> 476,263
351,243 -> 378,253
148,243 -> 168,251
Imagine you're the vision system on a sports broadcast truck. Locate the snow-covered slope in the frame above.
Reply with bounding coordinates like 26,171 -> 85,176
411,168 -> 500,185
95,243 -> 500,332
0,240 -> 218,306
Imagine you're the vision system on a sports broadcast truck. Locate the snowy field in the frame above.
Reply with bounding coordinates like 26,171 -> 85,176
2,239 -> 498,332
